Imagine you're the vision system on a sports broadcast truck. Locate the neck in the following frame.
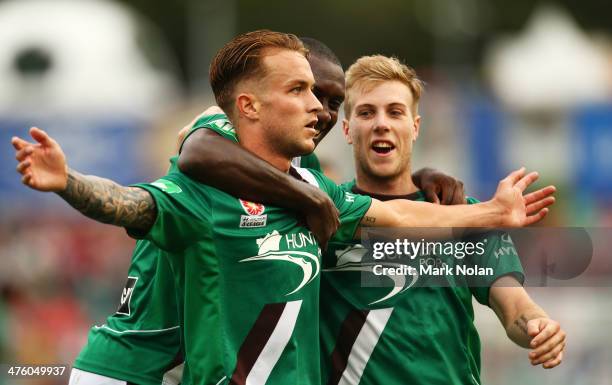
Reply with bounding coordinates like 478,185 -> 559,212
354,167 -> 418,196
236,121 -> 292,172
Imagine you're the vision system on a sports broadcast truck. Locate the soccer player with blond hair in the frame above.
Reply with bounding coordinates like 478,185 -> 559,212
13,31 -> 555,385
319,55 -> 565,385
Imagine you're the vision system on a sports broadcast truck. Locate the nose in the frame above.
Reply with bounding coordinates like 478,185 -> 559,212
308,90 -> 323,114
373,113 -> 391,133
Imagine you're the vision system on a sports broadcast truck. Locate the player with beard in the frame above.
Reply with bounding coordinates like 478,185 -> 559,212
9,38 -> 463,385
176,37 -> 468,251
13,31 -> 555,385
318,55 -> 565,385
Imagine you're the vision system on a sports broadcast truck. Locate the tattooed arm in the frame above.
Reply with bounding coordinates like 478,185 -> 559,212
57,169 -> 156,232
489,276 -> 566,368
12,127 -> 156,232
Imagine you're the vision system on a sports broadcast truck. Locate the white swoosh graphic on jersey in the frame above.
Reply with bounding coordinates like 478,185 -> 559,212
240,250 -> 320,295
325,262 -> 418,305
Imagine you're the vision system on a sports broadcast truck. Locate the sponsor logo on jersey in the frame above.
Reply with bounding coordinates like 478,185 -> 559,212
239,199 -> 265,216
151,179 -> 182,194
240,214 -> 267,228
345,192 -> 356,203
324,244 -> 418,305
116,276 -> 138,316
240,230 -> 320,295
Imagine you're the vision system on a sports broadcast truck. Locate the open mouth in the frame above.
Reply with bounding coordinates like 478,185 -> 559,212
371,140 -> 395,155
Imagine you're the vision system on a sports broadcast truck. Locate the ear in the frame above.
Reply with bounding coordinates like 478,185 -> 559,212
412,114 -> 421,142
236,93 -> 259,119
342,118 -> 353,145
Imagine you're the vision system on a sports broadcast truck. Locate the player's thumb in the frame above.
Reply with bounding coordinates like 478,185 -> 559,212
30,127 -> 52,146
526,318 -> 541,337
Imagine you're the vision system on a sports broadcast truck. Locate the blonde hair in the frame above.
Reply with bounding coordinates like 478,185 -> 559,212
344,55 -> 424,116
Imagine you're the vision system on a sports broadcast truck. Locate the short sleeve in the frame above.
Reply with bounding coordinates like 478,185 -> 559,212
464,198 -> 525,305
179,113 -> 237,153
308,170 -> 372,243
129,172 -> 212,252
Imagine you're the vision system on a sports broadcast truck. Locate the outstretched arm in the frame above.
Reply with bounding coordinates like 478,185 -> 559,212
12,127 -> 156,233
489,276 -> 566,369
356,167 -> 555,236
178,110 -> 339,250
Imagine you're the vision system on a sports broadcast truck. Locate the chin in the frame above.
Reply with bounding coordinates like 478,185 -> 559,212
367,166 -> 398,180
298,140 -> 316,156
287,141 -> 314,158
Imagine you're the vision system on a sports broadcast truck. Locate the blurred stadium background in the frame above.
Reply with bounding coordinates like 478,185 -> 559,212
0,0 -> 611,384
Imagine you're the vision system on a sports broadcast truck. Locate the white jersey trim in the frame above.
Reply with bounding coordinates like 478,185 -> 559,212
293,167 -> 319,188
245,300 -> 303,385
338,308 -> 394,385
93,324 -> 180,335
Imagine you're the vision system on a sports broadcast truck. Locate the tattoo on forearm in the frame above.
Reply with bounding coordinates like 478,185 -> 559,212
364,216 -> 377,224
57,169 -> 156,231
514,314 -> 529,335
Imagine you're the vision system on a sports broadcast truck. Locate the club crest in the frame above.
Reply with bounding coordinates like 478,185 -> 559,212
240,199 -> 265,216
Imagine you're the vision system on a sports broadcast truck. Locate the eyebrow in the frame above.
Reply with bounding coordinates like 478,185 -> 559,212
284,79 -> 312,88
355,102 -> 407,109
354,103 -> 376,110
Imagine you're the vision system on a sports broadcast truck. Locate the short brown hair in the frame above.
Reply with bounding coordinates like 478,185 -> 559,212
209,30 -> 307,116
344,55 -> 424,116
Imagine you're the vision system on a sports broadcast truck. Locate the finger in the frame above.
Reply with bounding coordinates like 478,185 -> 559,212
503,167 -> 526,185
319,242 -> 328,252
531,321 -> 561,348
21,173 -> 33,186
532,329 -> 565,357
319,235 -> 329,252
423,186 -> 441,204
15,147 -> 33,161
514,171 -> 539,192
11,136 -> 34,151
543,350 -> 564,369
531,334 -> 566,360
524,185 -> 556,205
451,182 -> 466,205
531,341 -> 565,365
527,319 -> 541,338
16,160 -> 31,174
30,127 -> 52,146
526,197 -> 556,216
524,208 -> 549,226
441,184 -> 456,206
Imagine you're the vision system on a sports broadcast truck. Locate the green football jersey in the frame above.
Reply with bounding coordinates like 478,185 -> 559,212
184,113 -> 322,172
134,168 -> 371,385
74,158 -> 184,385
320,181 -> 524,385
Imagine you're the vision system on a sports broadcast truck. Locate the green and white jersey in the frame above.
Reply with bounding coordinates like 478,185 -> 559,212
320,181 -> 524,385
74,160 -> 183,385
185,114 -> 322,172
134,169 -> 371,385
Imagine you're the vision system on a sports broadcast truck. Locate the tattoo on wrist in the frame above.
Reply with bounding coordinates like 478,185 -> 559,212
514,314 -> 529,335
364,216 -> 376,224
57,170 -> 156,231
